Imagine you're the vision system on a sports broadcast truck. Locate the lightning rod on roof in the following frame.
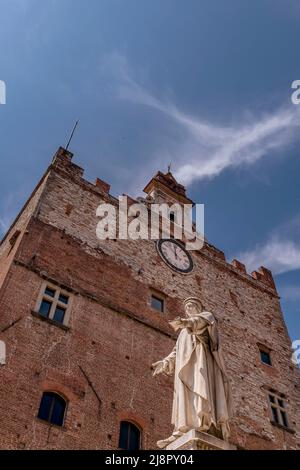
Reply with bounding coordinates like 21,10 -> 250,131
65,120 -> 79,150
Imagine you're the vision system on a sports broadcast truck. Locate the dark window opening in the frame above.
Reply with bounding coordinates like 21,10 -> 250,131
280,410 -> 288,428
39,300 -> 52,318
59,294 -> 69,304
37,392 -> 66,427
45,287 -> 56,298
260,349 -> 272,366
37,285 -> 70,326
268,393 -> 289,429
53,306 -> 66,324
169,212 -> 175,222
151,295 -> 164,313
119,421 -> 140,450
271,405 -> 279,423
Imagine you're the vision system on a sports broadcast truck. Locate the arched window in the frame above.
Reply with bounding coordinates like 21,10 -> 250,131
119,421 -> 141,450
169,211 -> 175,222
37,392 -> 67,427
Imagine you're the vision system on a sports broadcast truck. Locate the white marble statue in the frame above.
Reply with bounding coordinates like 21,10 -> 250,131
152,297 -> 232,448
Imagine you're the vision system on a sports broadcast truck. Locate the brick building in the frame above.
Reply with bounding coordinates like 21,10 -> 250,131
0,147 -> 299,450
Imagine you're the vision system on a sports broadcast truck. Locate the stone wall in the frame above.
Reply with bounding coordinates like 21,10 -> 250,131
0,149 -> 299,449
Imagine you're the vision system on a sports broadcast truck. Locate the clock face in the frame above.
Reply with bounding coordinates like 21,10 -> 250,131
156,239 -> 193,273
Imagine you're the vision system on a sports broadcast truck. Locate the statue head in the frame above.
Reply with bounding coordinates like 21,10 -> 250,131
184,297 -> 203,317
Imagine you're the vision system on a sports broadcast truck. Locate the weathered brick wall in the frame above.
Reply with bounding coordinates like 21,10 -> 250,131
0,260 -> 174,449
0,149 -> 299,449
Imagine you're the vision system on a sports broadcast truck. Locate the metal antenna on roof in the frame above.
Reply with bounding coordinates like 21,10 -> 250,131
65,120 -> 79,150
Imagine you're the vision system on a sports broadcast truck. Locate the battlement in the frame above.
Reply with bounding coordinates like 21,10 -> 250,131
51,146 -> 112,197
231,259 -> 277,292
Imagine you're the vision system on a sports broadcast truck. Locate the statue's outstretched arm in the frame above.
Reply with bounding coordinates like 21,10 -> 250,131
152,345 -> 176,376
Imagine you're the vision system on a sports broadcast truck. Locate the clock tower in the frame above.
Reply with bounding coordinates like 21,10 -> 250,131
143,170 -> 194,206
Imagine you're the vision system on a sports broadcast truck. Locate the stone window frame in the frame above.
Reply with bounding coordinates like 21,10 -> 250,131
35,281 -> 73,327
150,289 -> 166,314
267,389 -> 290,430
257,343 -> 272,367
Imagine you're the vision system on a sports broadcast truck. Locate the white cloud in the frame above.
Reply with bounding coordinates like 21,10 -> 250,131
106,54 -> 300,185
236,214 -> 300,275
237,237 -> 300,275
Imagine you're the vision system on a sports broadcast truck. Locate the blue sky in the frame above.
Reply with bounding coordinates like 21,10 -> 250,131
0,0 -> 300,341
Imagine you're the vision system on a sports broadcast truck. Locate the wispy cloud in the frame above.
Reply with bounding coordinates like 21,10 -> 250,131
236,214 -> 300,275
105,54 -> 300,185
237,237 -> 300,275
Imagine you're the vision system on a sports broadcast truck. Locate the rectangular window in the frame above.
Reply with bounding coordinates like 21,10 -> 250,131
268,392 -> 289,429
151,295 -> 164,313
39,300 -> 52,318
36,283 -> 71,327
260,348 -> 272,366
58,294 -> 69,304
53,306 -> 66,324
45,287 -> 56,298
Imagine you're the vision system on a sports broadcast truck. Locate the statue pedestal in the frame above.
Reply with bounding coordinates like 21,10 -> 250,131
164,429 -> 236,450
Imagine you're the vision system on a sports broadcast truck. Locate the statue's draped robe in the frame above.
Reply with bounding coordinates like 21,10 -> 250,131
164,312 -> 232,440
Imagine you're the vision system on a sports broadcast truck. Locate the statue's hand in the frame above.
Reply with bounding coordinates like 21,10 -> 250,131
179,318 -> 190,325
181,317 -> 199,328
169,318 -> 185,331
152,360 -> 167,376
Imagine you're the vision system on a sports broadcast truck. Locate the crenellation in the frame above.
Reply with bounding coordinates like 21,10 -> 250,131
231,258 -> 247,274
95,178 -> 110,194
46,152 -> 278,296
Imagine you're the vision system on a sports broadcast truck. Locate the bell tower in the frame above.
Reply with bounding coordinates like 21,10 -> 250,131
143,171 -> 194,206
